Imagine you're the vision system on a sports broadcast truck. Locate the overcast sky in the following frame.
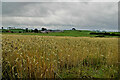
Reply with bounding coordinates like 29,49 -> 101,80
1,0 -> 119,31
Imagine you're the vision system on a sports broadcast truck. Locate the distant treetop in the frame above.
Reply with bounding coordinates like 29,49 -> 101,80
41,28 -> 47,31
72,28 -> 76,30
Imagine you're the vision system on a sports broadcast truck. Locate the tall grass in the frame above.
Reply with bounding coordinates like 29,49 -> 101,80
2,35 -> 119,79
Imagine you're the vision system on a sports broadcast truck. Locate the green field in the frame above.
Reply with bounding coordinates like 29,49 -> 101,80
1,30 -> 120,37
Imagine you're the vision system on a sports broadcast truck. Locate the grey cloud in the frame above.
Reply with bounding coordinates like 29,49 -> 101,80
2,2 -> 118,31
2,0 -> 119,2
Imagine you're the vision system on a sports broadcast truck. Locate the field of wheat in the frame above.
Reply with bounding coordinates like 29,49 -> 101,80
2,34 -> 119,79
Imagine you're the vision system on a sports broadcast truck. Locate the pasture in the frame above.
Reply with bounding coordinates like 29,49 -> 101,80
2,34 -> 119,79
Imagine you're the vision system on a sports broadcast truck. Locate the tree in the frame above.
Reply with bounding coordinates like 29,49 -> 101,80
25,28 -> 28,32
72,28 -> 76,30
31,29 -> 34,32
41,28 -> 47,31
34,28 -> 38,33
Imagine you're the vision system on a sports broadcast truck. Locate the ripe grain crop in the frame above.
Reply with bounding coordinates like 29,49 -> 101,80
2,35 -> 119,79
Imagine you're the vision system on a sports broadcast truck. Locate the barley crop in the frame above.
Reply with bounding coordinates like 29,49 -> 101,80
2,35 -> 119,79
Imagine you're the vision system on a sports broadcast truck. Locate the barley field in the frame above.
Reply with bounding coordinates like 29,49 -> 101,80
2,34 -> 119,79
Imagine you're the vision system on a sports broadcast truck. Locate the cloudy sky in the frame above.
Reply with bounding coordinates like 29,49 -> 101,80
1,0 -> 119,31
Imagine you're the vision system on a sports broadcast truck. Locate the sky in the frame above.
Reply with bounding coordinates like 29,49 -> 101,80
1,0 -> 119,31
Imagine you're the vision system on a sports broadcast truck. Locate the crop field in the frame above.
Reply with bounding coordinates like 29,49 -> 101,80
2,34 -> 119,79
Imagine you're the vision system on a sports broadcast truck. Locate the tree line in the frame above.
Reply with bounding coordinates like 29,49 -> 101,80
1,27 -> 48,33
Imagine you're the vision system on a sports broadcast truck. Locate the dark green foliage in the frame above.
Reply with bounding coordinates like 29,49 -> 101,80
90,32 -> 120,37
25,28 -> 28,32
72,28 -> 76,30
34,28 -> 38,33
41,28 -> 47,31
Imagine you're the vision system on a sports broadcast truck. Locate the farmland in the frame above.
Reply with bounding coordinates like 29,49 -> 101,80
2,34 -> 119,79
2,30 -> 120,37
